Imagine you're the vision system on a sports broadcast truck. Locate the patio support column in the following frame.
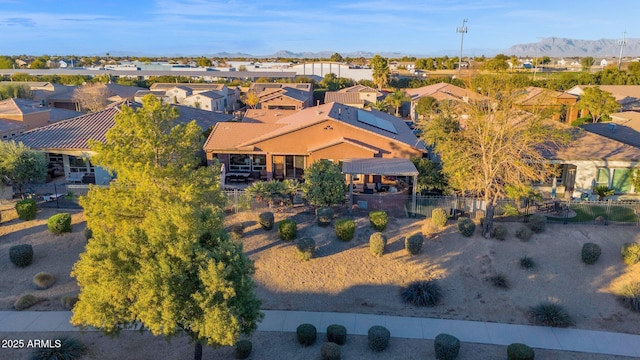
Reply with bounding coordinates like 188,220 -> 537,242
349,174 -> 354,215
412,175 -> 417,217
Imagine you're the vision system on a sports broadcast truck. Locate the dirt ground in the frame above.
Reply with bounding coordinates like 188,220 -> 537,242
1,203 -> 640,359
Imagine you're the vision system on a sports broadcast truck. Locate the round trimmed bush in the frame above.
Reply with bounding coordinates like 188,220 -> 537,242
14,294 -> 41,310
520,256 -> 535,270
369,210 -> 388,231
61,295 -> 78,310
15,198 -> 37,221
33,272 -> 56,289
321,342 -> 341,360
457,217 -> 475,237
527,214 -> 546,233
369,232 -> 387,257
234,339 -> 252,359
400,280 -> 441,307
617,282 -> 640,313
493,224 -> 507,240
405,232 -> 424,255
30,337 -> 86,360
621,242 -> 640,266
47,212 -> 72,235
296,323 -> 317,346
507,343 -> 535,360
434,333 -> 460,360
326,324 -> 347,345
296,237 -> 316,261
581,243 -> 602,265
515,226 -> 533,241
278,219 -> 297,241
9,244 -> 34,267
528,302 -> 573,327
258,211 -> 275,230
431,208 -> 448,227
316,207 -> 334,227
367,325 -> 390,352
83,226 -> 93,240
335,218 -> 355,241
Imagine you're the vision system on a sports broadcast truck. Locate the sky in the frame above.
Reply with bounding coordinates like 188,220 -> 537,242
1,0 -> 638,57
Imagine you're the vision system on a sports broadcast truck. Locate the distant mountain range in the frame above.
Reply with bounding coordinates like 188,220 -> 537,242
506,37 -> 640,58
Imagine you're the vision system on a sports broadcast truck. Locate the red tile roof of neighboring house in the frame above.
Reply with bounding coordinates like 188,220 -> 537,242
323,92 -> 363,105
546,129 -> 640,161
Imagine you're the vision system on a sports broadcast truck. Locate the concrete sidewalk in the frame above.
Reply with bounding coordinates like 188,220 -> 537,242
1,310 -> 639,358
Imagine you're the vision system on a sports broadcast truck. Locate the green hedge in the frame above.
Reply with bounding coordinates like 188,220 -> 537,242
278,219 -> 297,241
335,218 -> 355,241
16,199 -> 37,221
47,213 -> 72,235
369,210 -> 388,231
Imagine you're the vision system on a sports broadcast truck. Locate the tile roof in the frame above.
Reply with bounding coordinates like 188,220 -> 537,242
324,92 -> 364,105
404,82 -> 487,103
203,122 -> 282,151
0,98 -> 50,116
582,113 -> 640,148
150,83 -> 227,91
339,85 -> 381,95
242,109 -> 299,123
546,129 -> 640,161
515,87 -> 562,106
0,119 -> 26,132
186,90 -> 223,100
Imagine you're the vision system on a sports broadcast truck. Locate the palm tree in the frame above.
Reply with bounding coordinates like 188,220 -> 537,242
367,101 -> 390,113
385,89 -> 410,117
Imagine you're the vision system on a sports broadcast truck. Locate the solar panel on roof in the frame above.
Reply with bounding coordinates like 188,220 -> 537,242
356,109 -> 397,134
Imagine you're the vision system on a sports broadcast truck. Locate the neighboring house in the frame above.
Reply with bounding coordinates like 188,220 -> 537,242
182,91 -> 225,112
324,85 -> 383,107
566,85 -> 640,112
404,82 -> 488,121
248,83 -> 314,110
0,98 -> 80,140
203,102 -> 427,181
12,102 -> 232,185
0,81 -> 78,110
148,83 -> 240,112
515,87 -> 580,123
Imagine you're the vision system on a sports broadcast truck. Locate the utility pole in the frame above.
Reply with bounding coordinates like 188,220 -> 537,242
618,31 -> 627,70
456,19 -> 468,77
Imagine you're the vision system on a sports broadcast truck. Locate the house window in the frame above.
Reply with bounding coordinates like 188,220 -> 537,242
252,155 -> 266,171
596,168 -> 633,193
68,155 -> 94,174
229,154 -> 251,171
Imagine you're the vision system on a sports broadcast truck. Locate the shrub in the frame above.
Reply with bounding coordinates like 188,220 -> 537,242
278,219 -> 297,241
9,244 -> 34,267
316,207 -> 334,227
61,296 -> 78,310
528,302 -> 574,327
581,243 -> 602,265
405,232 -> 424,255
520,256 -> 535,270
14,294 -> 41,310
367,325 -> 390,352
335,218 -> 355,241
617,282 -> 640,313
47,213 -> 72,235
434,333 -> 460,360
515,226 -> 533,241
320,342 -> 341,360
621,242 -> 640,266
369,232 -> 387,257
527,214 -> 546,233
493,224 -> 507,240
33,272 -> 56,290
296,323 -> 317,346
258,211 -> 275,230
507,343 -> 535,360
326,324 -> 347,345
431,208 -> 448,227
15,198 -> 37,221
400,280 -> 441,307
369,210 -> 388,231
230,224 -> 244,240
488,274 -> 509,289
30,337 -> 86,360
457,217 -> 475,237
234,339 -> 252,359
83,227 -> 93,240
296,237 -> 316,261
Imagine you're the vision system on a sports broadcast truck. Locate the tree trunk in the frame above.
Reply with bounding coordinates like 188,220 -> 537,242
194,342 -> 202,360
482,202 -> 495,239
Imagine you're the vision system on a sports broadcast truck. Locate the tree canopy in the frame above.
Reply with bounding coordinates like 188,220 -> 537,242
385,89 -> 410,117
0,141 -> 46,198
575,86 -> 619,123
71,94 -> 262,359
302,160 -> 347,206
422,75 -> 570,237
72,83 -> 112,113
370,55 -> 389,90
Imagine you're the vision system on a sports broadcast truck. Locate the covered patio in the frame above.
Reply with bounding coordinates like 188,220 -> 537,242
341,158 -> 419,215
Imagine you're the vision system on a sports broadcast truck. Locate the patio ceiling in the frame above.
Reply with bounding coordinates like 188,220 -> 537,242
341,158 -> 418,176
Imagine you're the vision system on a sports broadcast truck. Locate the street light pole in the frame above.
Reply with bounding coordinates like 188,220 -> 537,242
456,19 -> 468,77
618,31 -> 627,70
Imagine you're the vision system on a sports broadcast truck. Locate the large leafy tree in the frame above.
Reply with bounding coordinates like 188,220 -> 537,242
575,86 -> 619,123
0,141 -> 46,198
423,75 -> 569,237
411,157 -> 447,194
302,160 -> 347,206
71,95 -> 262,360
242,91 -> 260,109
370,55 -> 389,90
0,56 -> 14,69
72,83 -> 112,113
581,56 -> 595,72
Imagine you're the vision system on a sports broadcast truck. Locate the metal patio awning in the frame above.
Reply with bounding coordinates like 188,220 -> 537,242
341,158 -> 418,176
